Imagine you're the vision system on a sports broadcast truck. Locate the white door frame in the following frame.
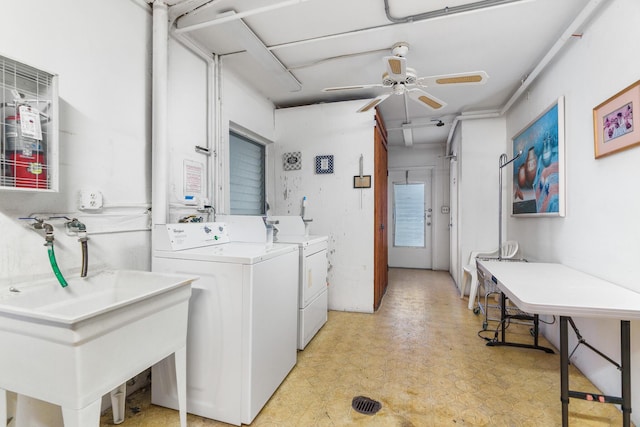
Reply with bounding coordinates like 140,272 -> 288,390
387,167 -> 435,269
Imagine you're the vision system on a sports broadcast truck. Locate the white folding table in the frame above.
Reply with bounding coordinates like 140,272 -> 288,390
477,260 -> 640,427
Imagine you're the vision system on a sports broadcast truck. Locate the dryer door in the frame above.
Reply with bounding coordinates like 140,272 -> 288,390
301,249 -> 328,307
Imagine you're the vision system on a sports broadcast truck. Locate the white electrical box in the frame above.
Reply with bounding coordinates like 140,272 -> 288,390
79,189 -> 103,210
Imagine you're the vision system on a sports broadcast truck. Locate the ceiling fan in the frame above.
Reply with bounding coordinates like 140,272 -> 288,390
322,42 -> 489,113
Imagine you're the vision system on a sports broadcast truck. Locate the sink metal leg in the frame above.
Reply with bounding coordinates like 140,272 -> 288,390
61,399 -> 101,427
175,346 -> 187,427
110,383 -> 127,424
0,389 -> 6,427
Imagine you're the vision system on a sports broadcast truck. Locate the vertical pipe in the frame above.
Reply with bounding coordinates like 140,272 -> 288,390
621,320 -> 631,427
168,28 -> 217,221
498,154 -> 506,259
152,1 -> 169,227
560,316 -> 569,427
214,54 -> 224,212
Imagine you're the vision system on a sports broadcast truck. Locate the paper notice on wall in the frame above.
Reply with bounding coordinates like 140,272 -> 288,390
18,105 -> 42,140
183,159 -> 204,199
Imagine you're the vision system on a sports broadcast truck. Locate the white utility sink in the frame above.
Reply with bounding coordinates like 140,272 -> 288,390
0,269 -> 196,427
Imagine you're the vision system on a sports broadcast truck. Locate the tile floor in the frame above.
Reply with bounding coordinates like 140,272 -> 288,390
100,268 -> 631,426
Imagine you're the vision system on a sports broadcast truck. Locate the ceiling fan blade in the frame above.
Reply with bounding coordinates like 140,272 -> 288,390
408,88 -> 447,110
357,94 -> 390,113
418,71 -> 489,87
322,83 -> 384,92
384,56 -> 406,81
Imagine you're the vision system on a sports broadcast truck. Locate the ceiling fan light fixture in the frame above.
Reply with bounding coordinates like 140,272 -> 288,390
392,84 -> 405,95
382,72 -> 395,87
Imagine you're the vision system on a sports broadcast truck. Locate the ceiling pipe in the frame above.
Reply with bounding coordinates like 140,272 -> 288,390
263,1 -> 524,54
384,0 -> 527,23
445,111 -> 501,156
445,0 -> 608,157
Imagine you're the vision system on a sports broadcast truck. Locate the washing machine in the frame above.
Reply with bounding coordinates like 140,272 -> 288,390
269,216 -> 328,350
150,221 -> 299,426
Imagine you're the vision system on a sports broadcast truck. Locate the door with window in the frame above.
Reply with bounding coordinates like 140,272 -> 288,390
388,169 -> 432,269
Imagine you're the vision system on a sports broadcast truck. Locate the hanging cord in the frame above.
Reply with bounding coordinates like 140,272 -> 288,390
478,316 -> 512,342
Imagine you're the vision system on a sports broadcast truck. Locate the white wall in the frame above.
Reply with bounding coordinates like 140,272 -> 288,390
219,70 -> 277,214
0,0 -> 153,423
166,37 -> 211,223
505,0 -> 640,423
0,0 -> 153,280
453,117 -> 506,291
387,145 -> 450,270
273,101 -> 376,313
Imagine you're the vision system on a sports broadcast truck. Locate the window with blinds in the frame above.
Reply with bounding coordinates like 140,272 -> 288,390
393,183 -> 425,247
229,131 -> 265,215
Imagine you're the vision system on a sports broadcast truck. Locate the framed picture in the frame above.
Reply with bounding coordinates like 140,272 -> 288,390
593,80 -> 640,158
353,175 -> 371,188
315,155 -> 334,174
283,151 -> 302,171
511,96 -> 565,217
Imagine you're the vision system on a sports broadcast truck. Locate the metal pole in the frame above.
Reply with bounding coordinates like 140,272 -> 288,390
498,154 -> 506,259
498,151 -> 522,259
621,320 -> 631,427
560,316 -> 569,427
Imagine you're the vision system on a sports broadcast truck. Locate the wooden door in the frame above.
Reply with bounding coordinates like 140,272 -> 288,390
373,110 -> 388,311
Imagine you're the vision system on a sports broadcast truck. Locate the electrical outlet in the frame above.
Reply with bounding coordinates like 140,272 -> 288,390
79,189 -> 103,210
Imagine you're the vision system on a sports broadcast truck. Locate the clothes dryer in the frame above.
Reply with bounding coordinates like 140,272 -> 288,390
269,216 -> 328,350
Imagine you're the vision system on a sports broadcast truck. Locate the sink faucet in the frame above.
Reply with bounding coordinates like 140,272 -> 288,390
66,218 -> 89,277
32,218 -> 54,243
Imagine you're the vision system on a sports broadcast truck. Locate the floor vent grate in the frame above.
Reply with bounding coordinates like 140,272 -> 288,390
352,396 -> 381,415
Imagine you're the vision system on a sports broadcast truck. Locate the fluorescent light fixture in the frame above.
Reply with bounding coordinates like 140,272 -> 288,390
402,124 -> 413,147
225,12 -> 301,92
175,0 -> 310,33
177,10 -> 302,92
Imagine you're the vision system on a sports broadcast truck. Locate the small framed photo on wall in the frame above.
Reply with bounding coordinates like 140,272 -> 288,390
593,80 -> 640,158
315,155 -> 334,174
